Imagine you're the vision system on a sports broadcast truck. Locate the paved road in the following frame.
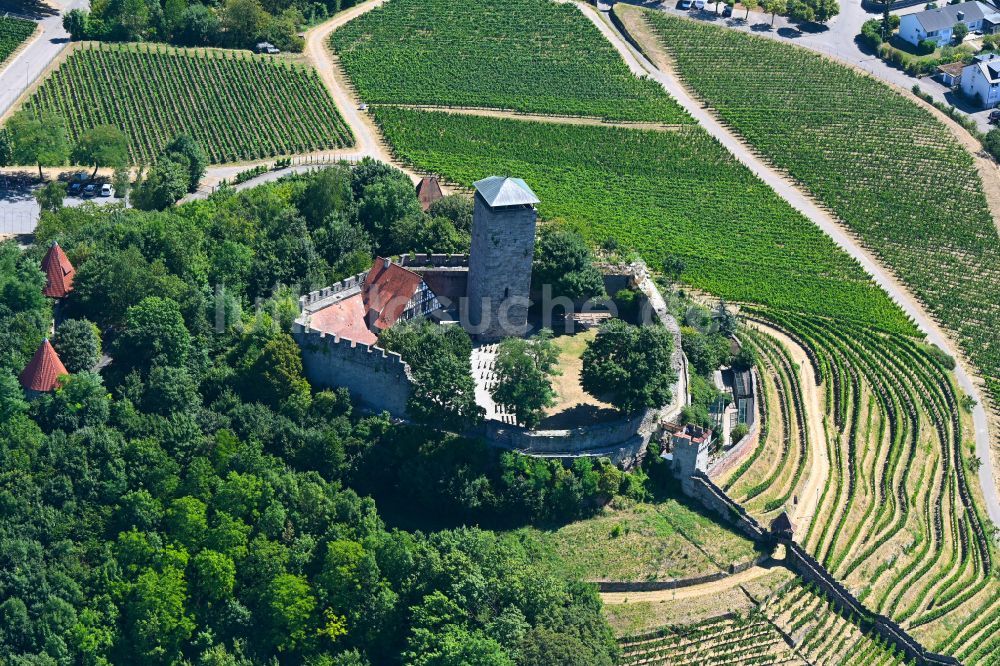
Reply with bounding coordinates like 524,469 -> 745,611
601,3 -> 1000,529
0,0 -> 87,120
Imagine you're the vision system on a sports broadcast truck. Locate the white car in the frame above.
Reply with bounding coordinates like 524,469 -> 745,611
693,0 -> 706,9
100,183 -> 113,197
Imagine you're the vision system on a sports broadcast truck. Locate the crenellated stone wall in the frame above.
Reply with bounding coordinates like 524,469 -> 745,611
292,323 -> 414,417
299,270 -> 369,312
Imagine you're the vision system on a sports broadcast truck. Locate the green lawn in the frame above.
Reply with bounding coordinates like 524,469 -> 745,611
518,500 -> 760,582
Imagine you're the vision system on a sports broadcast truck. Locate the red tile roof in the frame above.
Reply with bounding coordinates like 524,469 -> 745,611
416,176 -> 443,212
363,258 -> 423,331
308,293 -> 378,346
19,339 -> 68,392
41,242 -> 74,298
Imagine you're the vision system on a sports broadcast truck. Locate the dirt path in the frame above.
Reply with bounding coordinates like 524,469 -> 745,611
600,564 -> 777,604
301,0 -> 434,187
606,2 -> 1000,531
750,322 -> 829,540
370,104 -> 684,131
304,0 -> 390,163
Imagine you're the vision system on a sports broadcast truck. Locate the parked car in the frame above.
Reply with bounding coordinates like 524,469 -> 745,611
83,183 -> 97,198
255,42 -> 280,55
989,110 -> 1000,125
100,183 -> 113,197
68,172 -> 88,196
679,0 -> 693,8
694,0 -> 706,9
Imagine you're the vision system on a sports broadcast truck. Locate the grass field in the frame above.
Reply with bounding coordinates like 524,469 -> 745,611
20,43 -> 354,164
330,0 -> 689,122
645,11 -> 1000,409
518,500 -> 759,582
373,107 -> 914,333
0,16 -> 34,65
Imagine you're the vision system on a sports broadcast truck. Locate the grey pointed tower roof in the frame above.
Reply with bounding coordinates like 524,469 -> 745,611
473,176 -> 540,207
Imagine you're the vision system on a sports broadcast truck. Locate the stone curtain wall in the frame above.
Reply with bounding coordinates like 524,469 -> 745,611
594,555 -> 771,593
292,323 -> 414,416
678,471 -> 961,666
484,408 -> 657,467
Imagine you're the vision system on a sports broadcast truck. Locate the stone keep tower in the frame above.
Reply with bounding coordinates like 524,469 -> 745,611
466,176 -> 540,341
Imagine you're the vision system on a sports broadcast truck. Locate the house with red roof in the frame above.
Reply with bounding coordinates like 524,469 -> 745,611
41,241 -> 75,299
305,257 -> 441,345
19,338 -> 68,396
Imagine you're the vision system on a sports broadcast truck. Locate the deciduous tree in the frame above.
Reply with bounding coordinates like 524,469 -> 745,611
8,111 -> 70,179
581,319 -> 676,414
52,318 -> 101,373
72,125 -> 129,177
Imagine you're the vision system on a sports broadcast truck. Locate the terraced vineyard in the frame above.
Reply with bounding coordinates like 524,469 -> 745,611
618,612 -> 800,665
0,16 -> 34,65
645,12 -> 1000,408
618,584 -> 914,666
723,328 -> 810,517
724,310 -> 1000,662
19,43 -> 353,164
762,582 -> 916,665
372,107 -> 912,332
331,0 -> 689,122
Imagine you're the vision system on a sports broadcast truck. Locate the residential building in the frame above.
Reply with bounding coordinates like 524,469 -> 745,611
305,256 -> 441,345
937,60 -> 965,87
961,52 -> 1000,107
898,1 -> 1000,48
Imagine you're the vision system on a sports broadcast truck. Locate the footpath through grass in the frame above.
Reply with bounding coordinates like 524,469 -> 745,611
645,12 -> 1000,407
21,43 -> 354,164
330,0 -> 689,122
374,106 -> 915,333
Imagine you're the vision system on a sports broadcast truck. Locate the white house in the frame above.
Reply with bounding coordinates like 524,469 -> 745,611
898,1 -> 1000,48
961,52 -> 1000,107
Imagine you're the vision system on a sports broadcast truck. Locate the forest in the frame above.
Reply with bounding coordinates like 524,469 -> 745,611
0,162 -> 635,665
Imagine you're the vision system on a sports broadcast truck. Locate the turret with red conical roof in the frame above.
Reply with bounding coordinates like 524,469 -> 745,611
19,338 -> 68,394
41,241 -> 74,298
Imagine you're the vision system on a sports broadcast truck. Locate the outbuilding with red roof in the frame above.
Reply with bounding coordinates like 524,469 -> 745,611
19,338 -> 68,395
41,241 -> 75,299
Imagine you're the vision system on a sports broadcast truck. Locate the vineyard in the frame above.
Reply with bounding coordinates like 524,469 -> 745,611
721,310 -> 1000,663
371,106 -> 913,333
0,16 -> 33,65
761,581 -> 917,665
19,43 -> 354,164
617,583 -> 914,666
644,12 -> 1000,408
330,0 -> 689,122
617,612 -> 800,665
